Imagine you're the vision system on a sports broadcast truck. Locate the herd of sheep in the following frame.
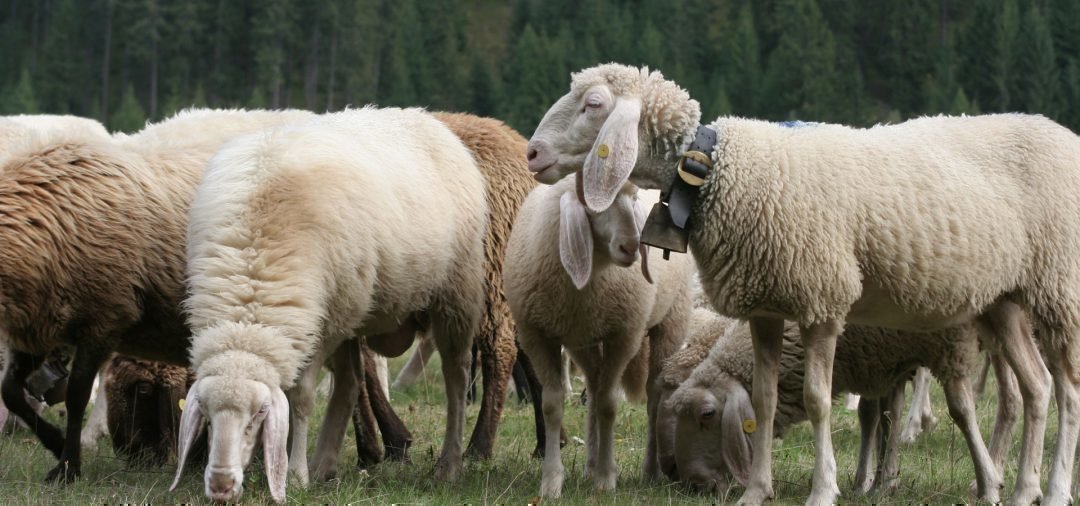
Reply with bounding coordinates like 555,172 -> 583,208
0,62 -> 1078,505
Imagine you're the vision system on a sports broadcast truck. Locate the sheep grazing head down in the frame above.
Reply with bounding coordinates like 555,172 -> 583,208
528,64 -> 699,212
170,375 -> 288,503
558,179 -> 651,289
664,376 -> 754,494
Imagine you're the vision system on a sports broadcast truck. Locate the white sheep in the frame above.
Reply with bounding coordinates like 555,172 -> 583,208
171,107 -> 489,503
528,63 -> 1067,505
661,308 -> 1008,501
504,175 -> 692,497
0,108 -> 314,483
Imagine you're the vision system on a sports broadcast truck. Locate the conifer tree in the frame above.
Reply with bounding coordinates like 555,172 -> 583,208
2,68 -> 41,115
111,84 -> 147,133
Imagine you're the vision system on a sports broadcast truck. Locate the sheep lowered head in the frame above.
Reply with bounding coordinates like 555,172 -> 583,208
170,325 -> 292,503
664,375 -> 754,493
557,178 -> 651,289
527,64 -> 699,211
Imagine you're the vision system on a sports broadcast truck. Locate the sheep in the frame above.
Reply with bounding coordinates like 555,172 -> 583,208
504,174 -> 692,498
528,63 -> 1066,505
661,308 -> 1010,501
0,107 -> 315,483
171,107 -> 489,503
104,356 -> 194,466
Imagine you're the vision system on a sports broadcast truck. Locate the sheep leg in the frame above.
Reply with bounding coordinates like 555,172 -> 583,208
941,375 -> 1002,503
80,372 -> 109,448
900,367 -> 936,443
465,311 -> 515,460
431,317 -> 473,482
511,354 -> 532,403
311,340 -> 361,482
973,352 -> 992,399
852,397 -> 880,495
800,319 -> 842,506
871,384 -> 904,495
578,351 -> 600,479
979,301 -> 1050,506
392,335 -> 436,390
364,346 -> 412,462
350,345 -> 383,469
987,353 -> 1020,478
44,344 -> 109,484
2,352 -> 62,456
1043,328 -> 1080,505
287,359 -> 322,487
516,347 -> 565,458
518,327 -> 567,497
739,317 -> 785,506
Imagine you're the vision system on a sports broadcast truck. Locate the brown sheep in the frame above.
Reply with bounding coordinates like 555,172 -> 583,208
430,112 -> 538,459
104,355 -> 194,466
0,108 -> 314,483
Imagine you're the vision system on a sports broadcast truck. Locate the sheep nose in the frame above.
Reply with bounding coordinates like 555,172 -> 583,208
618,243 -> 635,257
659,455 -> 679,481
209,474 -> 236,496
527,139 -> 556,173
526,146 -> 538,161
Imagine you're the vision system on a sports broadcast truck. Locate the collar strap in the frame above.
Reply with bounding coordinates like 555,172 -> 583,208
640,125 -> 716,258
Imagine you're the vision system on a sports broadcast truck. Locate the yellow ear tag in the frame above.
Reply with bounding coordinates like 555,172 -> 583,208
597,144 -> 610,158
742,419 -> 756,434
178,398 -> 186,411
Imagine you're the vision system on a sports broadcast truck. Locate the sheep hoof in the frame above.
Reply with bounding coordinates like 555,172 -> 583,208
1040,492 -> 1069,506
434,457 -> 462,482
540,471 -> 564,498
737,487 -> 772,506
805,488 -> 840,506
44,462 -> 79,485
1007,486 -> 1043,506
594,472 -> 616,491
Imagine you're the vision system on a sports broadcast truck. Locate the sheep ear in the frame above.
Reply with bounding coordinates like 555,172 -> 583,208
559,191 -> 593,289
170,380 -> 206,492
262,387 -> 290,503
583,97 -> 641,212
632,199 -> 653,284
721,385 -> 755,487
159,384 -> 181,457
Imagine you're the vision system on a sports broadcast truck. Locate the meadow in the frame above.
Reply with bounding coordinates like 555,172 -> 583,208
0,350 -> 1053,504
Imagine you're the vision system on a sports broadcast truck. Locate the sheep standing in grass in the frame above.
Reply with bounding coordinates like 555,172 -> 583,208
0,108 -> 314,483
105,356 -> 195,466
504,175 -> 692,498
528,63 -> 1066,505
661,309 -> 1008,501
172,107 -> 488,503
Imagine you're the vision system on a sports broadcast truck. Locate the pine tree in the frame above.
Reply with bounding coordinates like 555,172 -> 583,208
883,0 -> 937,115
39,0 -> 86,113
251,0 -> 295,108
501,24 -> 565,133
2,68 -> 41,114
762,0 -> 841,121
725,4 -> 762,116
111,84 -> 147,132
1016,5 -> 1060,116
468,56 -> 500,118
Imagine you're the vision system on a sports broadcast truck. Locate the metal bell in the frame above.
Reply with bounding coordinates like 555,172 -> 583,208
640,202 -> 689,257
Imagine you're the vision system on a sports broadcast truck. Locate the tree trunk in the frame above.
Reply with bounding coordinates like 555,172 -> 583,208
326,22 -> 338,111
304,24 -> 321,111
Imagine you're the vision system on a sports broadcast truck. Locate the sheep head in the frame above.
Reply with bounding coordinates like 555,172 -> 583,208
528,64 -> 700,212
170,375 -> 288,504
558,178 -> 651,289
665,375 -> 754,493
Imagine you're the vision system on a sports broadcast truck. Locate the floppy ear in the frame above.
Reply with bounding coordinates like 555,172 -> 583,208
159,383 -> 182,459
559,191 -> 594,289
632,198 -> 653,283
583,97 -> 641,212
170,380 -> 206,492
262,387 -> 290,504
720,385 -> 755,487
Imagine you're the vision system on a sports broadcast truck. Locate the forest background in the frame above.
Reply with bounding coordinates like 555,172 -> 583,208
1,0 -> 1077,135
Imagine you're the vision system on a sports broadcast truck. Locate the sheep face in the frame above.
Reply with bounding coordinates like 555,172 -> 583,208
667,377 -> 754,493
529,80 -> 642,213
170,376 -> 289,503
558,183 -> 651,289
105,357 -> 192,467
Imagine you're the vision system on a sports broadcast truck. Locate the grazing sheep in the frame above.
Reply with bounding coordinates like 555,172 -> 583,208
105,356 -> 194,466
0,108 -> 315,483
528,63 -> 1066,505
662,309 -> 1009,501
505,175 -> 692,498
172,107 -> 488,503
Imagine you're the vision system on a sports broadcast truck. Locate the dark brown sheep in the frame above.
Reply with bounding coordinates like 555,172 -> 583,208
104,356 -> 194,466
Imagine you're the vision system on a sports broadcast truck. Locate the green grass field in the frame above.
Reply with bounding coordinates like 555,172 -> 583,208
0,350 -> 1057,504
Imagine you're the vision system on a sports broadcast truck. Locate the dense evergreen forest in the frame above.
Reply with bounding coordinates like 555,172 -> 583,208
2,0 -> 1079,134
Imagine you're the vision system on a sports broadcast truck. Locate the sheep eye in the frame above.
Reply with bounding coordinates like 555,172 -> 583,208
701,408 -> 717,420
136,382 -> 152,396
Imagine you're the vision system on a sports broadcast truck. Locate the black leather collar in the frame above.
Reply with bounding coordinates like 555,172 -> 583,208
640,125 -> 716,259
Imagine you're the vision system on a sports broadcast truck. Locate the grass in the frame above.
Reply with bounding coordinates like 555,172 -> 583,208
0,350 -> 1058,504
